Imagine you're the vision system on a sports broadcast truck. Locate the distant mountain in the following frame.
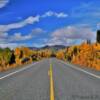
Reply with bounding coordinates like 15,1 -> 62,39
29,47 -> 39,50
41,45 -> 66,50
29,45 -> 66,51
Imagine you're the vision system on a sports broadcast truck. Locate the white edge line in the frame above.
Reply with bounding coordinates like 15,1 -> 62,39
0,62 -> 39,80
60,60 -> 100,79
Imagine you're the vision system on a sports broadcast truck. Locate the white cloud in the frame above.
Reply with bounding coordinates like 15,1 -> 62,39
0,32 -> 8,37
11,33 -> 32,41
25,16 -> 40,24
32,28 -> 45,34
0,0 -> 9,8
55,12 -> 68,18
42,11 -> 54,17
0,28 -> 45,43
0,43 -> 29,49
0,16 -> 40,33
46,25 -> 96,46
11,28 -> 44,41
0,43 -> 18,49
52,26 -> 95,40
42,11 -> 68,18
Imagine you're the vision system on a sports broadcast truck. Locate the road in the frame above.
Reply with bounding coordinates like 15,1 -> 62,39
0,58 -> 100,100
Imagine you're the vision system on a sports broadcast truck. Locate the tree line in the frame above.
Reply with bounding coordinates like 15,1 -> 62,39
0,42 -> 100,71
56,42 -> 100,71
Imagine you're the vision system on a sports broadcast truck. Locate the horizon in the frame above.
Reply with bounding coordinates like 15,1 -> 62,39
0,44 -> 67,50
0,0 -> 100,49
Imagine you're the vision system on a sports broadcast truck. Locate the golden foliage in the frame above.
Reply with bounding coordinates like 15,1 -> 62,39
56,50 -> 65,60
69,43 -> 100,71
0,43 -> 100,72
56,43 -> 100,71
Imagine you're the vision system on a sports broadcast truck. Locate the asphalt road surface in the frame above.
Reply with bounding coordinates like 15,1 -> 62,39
0,58 -> 100,100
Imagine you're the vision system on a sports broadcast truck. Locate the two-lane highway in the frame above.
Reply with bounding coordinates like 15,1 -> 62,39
0,58 -> 100,100
0,59 -> 50,100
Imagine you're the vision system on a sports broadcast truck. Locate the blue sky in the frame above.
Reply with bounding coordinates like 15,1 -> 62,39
0,0 -> 99,49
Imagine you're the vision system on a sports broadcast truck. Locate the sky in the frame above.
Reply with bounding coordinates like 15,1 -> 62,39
0,0 -> 99,49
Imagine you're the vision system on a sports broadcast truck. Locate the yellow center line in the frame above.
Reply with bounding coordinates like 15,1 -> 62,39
49,63 -> 55,100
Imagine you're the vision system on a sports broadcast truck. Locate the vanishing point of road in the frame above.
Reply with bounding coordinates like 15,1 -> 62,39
0,58 -> 100,100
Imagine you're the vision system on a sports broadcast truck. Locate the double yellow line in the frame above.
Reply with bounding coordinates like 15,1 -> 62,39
48,64 -> 55,100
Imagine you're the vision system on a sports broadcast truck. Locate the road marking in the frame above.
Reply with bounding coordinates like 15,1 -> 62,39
49,64 -> 55,100
0,62 -> 39,80
60,60 -> 100,79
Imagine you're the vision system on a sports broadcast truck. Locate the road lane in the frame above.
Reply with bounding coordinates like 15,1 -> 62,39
0,59 -> 50,100
52,58 -> 100,100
